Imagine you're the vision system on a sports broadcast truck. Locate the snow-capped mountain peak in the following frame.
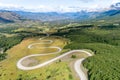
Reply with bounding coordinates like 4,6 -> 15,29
111,2 -> 120,10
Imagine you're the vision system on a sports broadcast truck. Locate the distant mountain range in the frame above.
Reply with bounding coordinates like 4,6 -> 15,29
0,2 -> 119,22
13,11 -> 99,21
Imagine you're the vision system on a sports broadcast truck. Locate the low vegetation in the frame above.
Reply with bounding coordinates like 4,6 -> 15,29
71,55 -> 77,59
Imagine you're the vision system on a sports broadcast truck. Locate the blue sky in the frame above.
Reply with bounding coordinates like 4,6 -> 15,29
0,0 -> 120,12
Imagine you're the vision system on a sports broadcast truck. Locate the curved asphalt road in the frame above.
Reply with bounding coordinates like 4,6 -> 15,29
17,37 -> 93,80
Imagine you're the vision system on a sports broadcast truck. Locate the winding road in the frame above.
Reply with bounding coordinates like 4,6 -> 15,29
17,37 -> 93,80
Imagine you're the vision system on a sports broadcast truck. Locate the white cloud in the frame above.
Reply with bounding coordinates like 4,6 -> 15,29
0,0 -> 119,12
79,0 -> 120,3
112,0 -> 120,3
78,0 -> 95,3
0,2 -> 20,8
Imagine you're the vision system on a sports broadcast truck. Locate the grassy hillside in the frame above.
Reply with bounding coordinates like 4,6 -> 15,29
0,37 -> 73,80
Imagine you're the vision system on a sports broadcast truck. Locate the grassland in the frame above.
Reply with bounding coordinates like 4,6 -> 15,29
0,36 -> 75,80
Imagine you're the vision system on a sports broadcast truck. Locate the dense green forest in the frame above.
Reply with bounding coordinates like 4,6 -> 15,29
0,35 -> 23,61
0,36 -> 23,51
55,24 -> 120,80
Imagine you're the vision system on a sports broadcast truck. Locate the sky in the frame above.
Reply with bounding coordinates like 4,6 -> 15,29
0,0 -> 120,12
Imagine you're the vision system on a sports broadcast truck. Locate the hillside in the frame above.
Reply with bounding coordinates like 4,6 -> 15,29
0,10 -> 22,23
53,24 -> 120,80
0,17 -> 13,23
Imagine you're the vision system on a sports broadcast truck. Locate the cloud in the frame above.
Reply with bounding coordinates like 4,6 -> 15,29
29,6 -> 82,12
79,0 -> 120,3
112,0 -> 120,4
0,0 -> 120,12
0,2 -> 20,8
78,0 -> 95,3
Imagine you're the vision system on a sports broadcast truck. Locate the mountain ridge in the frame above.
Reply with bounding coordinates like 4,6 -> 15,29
0,10 -> 22,23
0,2 -> 119,22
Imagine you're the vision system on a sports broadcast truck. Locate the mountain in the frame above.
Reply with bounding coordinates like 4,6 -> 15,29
13,2 -> 120,22
103,2 -> 120,16
0,10 -> 22,23
0,9 -> 119,22
96,2 -> 120,19
12,10 -> 100,21
0,2 -> 119,22
111,2 -> 120,10
0,17 -> 13,23
102,10 -> 120,16
14,11 -> 71,21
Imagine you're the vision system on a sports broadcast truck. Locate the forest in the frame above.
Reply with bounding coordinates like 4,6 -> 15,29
0,35 -> 23,61
55,24 -> 120,80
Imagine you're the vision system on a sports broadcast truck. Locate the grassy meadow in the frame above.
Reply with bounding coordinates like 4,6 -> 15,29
0,36 -> 74,80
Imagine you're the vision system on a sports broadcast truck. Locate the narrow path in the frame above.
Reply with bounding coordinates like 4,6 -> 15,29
17,37 -> 93,80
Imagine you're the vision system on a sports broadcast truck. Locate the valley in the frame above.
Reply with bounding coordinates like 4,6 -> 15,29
0,35 -> 92,80
0,1 -> 120,80
0,22 -> 120,80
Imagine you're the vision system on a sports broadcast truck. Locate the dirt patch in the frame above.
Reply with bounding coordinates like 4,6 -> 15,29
60,52 -> 88,61
21,57 -> 39,67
